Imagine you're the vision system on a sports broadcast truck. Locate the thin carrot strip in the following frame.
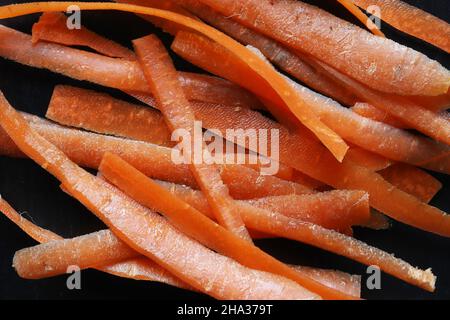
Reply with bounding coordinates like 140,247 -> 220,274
182,0 -> 450,96
0,25 -> 262,109
0,196 -> 190,288
0,116 -> 309,200
100,153 -> 435,292
379,164 -> 442,204
412,94 -> 450,113
351,0 -> 450,53
171,30 -> 450,173
316,60 -> 450,147
345,147 -> 393,171
134,35 -> 251,241
160,98 -> 450,237
2,196 -> 359,296
0,2 -> 349,162
351,103 -> 407,129
337,0 -> 384,37
178,0 -> 358,106
32,12 -> 135,59
100,153 -> 363,299
0,92 -> 318,300
155,180 -> 370,235
46,85 -> 293,180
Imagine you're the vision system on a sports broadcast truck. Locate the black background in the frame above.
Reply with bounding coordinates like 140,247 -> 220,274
0,0 -> 449,300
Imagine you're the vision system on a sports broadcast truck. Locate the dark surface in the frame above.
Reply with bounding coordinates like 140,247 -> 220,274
0,0 -> 449,300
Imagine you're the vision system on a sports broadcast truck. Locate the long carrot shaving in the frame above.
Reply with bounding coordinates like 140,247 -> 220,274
46,85 -> 293,180
351,103 -> 407,129
345,147 -> 392,171
0,116 -> 309,200
32,12 -> 135,59
0,1 -> 349,162
169,31 -> 450,174
178,0 -> 358,106
133,34 -> 251,241
0,91 -> 319,300
379,164 -> 442,204
0,25 -> 262,109
2,195 -> 361,296
100,152 -> 436,292
337,0 -> 385,37
178,0 -> 449,96
99,153 -> 362,299
157,96 -> 450,237
350,0 -> 450,53
155,180 -> 370,235
0,196 -> 192,289
316,60 -> 450,147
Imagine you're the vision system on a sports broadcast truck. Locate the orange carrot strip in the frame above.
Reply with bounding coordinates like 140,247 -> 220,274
379,164 -> 442,204
155,180 -> 369,235
0,25 -> 262,109
32,12 -> 135,59
351,103 -> 407,129
2,196 -> 360,296
0,92 -> 317,300
412,94 -> 450,112
345,147 -> 393,171
179,0 -> 358,106
292,266 -> 361,298
182,0 -> 450,96
337,0 -> 385,37
100,152 -> 435,292
0,2 -> 349,162
171,30 -> 450,173
316,60 -> 450,147
46,85 -> 292,180
351,0 -> 450,53
0,116 -> 309,200
0,197 -> 192,288
158,99 -> 450,237
134,34 -> 251,241
100,153 -> 362,299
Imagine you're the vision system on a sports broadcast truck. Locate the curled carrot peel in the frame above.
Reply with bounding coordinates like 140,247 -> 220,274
350,0 -> 450,53
337,0 -> 385,37
0,92 -> 319,300
133,34 -> 251,241
0,1 -> 349,162
32,12 -> 135,59
99,152 -> 436,292
0,114 -> 309,200
177,0 -> 358,106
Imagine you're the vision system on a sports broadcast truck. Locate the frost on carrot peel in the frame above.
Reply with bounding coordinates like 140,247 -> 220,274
0,91 -> 319,300
0,1 -> 349,162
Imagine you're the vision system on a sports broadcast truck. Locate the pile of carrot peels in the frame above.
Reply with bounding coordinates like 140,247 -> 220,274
0,0 -> 448,300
